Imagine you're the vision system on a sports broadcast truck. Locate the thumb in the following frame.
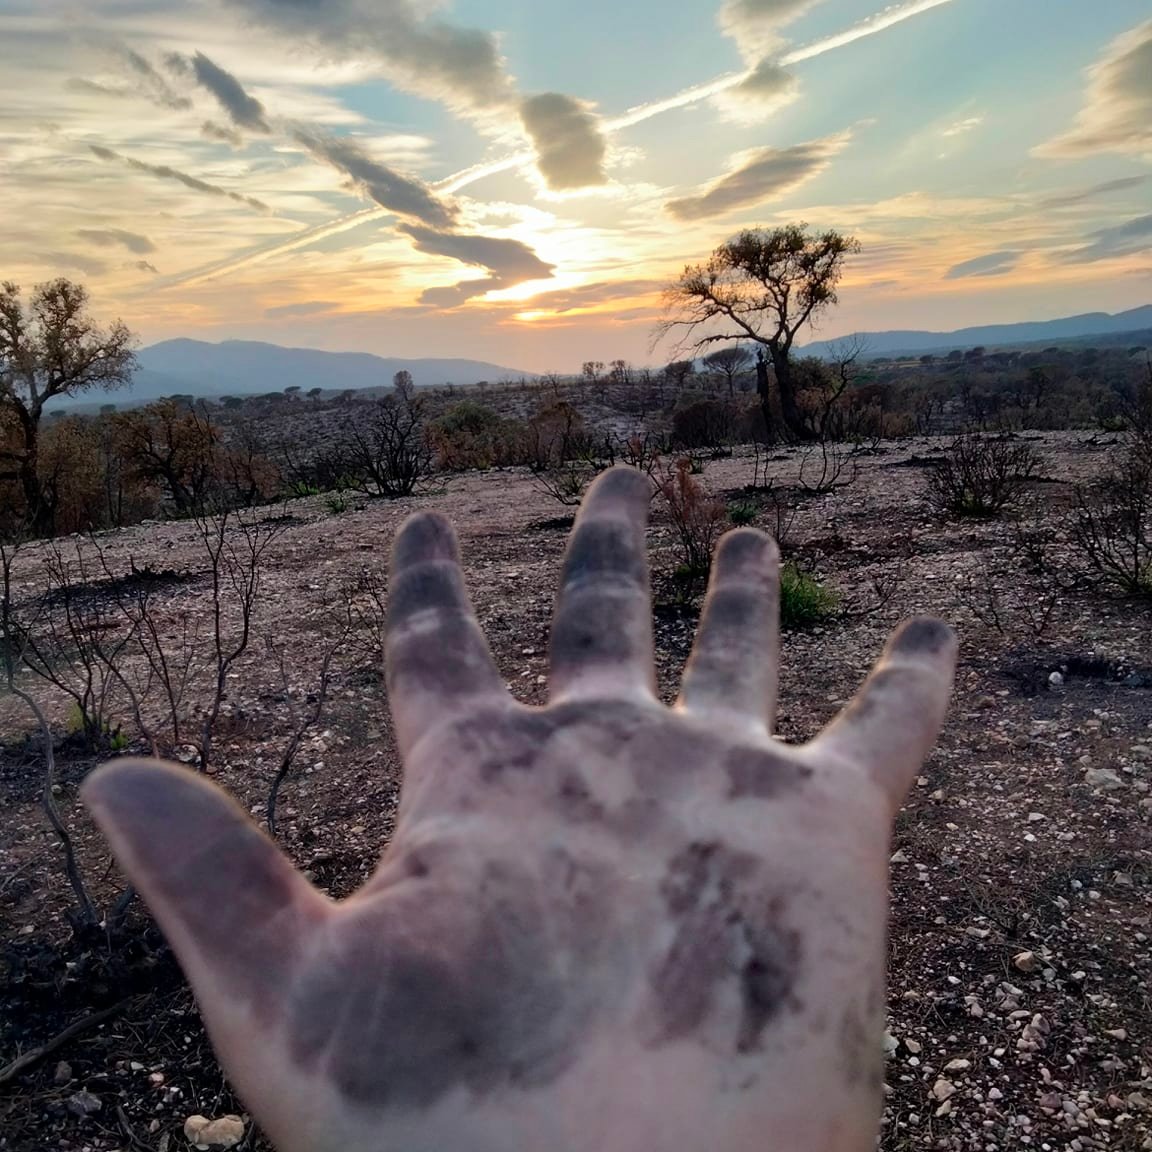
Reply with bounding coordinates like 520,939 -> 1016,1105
82,758 -> 328,1022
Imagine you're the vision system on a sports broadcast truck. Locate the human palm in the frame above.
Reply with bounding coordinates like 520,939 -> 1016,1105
84,466 -> 956,1152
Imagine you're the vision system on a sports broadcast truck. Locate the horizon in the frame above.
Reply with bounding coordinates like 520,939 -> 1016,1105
2,1 -> 1150,373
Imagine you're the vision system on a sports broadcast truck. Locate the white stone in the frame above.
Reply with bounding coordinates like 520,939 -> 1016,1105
183,1115 -> 245,1149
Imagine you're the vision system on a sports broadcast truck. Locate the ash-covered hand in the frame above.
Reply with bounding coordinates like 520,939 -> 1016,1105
83,466 -> 956,1152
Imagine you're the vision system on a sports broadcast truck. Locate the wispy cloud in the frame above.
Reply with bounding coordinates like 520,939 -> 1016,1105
113,45 -> 192,111
398,224 -> 555,306
202,120 -> 243,146
1038,175 -> 1149,208
941,114 -> 983,137
520,94 -> 608,190
666,132 -> 850,221
38,251 -> 110,276
166,51 -> 272,134
944,250 -> 1021,279
76,228 -> 156,254
87,144 -> 270,211
222,0 -> 516,115
1059,213 -> 1152,264
265,300 -> 339,318
290,127 -> 458,229
515,278 -> 663,314
711,58 -> 800,121
718,0 -> 822,62
1035,19 -> 1152,159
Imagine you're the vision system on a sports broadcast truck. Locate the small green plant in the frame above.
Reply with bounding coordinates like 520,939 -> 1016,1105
289,481 -> 321,498
779,563 -> 838,630
325,491 -> 351,515
668,562 -> 705,604
728,502 -> 756,527
66,702 -> 128,751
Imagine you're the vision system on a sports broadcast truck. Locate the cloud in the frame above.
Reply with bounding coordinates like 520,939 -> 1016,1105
265,300 -> 339,318
397,223 -> 555,306
38,251 -> 109,276
666,132 -> 850,221
129,260 -> 159,274
87,144 -> 270,211
76,228 -> 156,254
1038,175 -> 1149,209
202,120 -> 244,146
529,279 -> 664,313
1035,19 -> 1152,158
1059,213 -> 1152,263
712,57 -> 800,122
718,0 -> 823,61
520,93 -> 608,190
944,250 -> 1021,279
114,45 -> 193,111
222,0 -> 516,115
291,128 -> 457,228
941,115 -> 983,138
161,0 -> 959,290
167,51 -> 272,134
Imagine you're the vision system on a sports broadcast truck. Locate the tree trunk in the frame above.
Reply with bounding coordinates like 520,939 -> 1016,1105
770,349 -> 811,442
754,354 -> 779,445
20,440 -> 52,537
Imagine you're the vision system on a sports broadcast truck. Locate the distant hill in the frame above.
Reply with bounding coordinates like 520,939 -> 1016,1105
81,339 -> 532,406
801,304 -> 1152,358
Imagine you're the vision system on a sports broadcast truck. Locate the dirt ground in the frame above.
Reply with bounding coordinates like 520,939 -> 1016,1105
1,432 -> 1149,1151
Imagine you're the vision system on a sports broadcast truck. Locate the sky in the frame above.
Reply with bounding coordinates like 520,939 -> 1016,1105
1,0 -> 1150,374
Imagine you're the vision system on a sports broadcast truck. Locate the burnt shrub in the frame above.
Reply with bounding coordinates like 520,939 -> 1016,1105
927,433 -> 1042,518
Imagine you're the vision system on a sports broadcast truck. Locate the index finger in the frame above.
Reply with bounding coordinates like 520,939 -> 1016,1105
385,512 -> 507,757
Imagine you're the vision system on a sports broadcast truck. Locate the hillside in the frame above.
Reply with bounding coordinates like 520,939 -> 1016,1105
802,304 -> 1152,358
105,339 -> 532,406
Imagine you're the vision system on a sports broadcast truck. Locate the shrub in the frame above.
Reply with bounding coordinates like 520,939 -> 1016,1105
343,392 -> 431,498
658,458 -> 727,593
779,563 -> 839,630
1072,440 -> 1152,597
671,398 -> 740,449
927,433 -> 1041,518
533,462 -> 595,506
430,401 -> 506,471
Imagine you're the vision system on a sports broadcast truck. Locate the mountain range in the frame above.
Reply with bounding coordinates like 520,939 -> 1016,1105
117,339 -> 531,405
800,304 -> 1152,358
51,306 -> 1152,410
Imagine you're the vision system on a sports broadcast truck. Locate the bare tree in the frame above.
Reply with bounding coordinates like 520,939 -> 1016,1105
1,536 -> 100,928
15,542 -> 140,750
346,392 -> 430,498
265,628 -> 345,837
0,280 -> 136,535
655,224 -> 860,442
192,509 -> 285,773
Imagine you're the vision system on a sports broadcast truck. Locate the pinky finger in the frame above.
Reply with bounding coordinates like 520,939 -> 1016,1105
808,617 -> 958,809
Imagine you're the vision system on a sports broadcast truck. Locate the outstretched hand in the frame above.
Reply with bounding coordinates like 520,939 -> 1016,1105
83,466 -> 956,1152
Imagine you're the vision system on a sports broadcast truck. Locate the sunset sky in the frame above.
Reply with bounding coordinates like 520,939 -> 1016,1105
1,0 -> 1150,373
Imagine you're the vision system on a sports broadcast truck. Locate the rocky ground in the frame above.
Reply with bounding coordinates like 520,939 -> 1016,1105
1,431 -> 1149,1150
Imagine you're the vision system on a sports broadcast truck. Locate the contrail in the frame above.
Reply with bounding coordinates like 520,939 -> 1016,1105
168,0 -> 957,288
